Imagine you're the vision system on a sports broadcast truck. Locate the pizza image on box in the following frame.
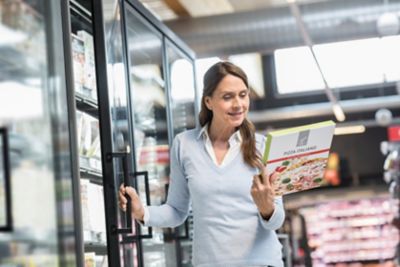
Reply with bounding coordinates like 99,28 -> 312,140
270,156 -> 328,196
263,121 -> 335,195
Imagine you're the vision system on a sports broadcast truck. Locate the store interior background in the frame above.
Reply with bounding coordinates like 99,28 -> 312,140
137,0 -> 400,193
0,0 -> 399,267
133,0 -> 400,266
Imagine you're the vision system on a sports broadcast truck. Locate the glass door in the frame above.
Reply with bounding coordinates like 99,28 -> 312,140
166,40 -> 198,138
68,0 -> 108,265
165,40 -> 197,267
91,0 -> 143,266
0,0 -> 81,266
124,3 -> 178,267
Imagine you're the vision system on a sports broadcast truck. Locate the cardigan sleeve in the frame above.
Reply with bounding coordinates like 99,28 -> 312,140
258,196 -> 285,230
145,135 -> 191,228
254,134 -> 285,230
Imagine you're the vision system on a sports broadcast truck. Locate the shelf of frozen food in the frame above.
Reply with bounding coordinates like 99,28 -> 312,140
69,3 -> 93,57
0,229 -> 58,247
80,165 -> 102,184
84,242 -> 107,255
0,46 -> 41,80
70,0 -> 91,22
310,226 -> 398,242
318,215 -> 393,229
79,155 -> 101,172
300,197 -> 399,266
322,255 -> 397,264
70,0 -> 97,109
75,92 -> 98,118
321,239 -> 399,252
283,184 -> 389,210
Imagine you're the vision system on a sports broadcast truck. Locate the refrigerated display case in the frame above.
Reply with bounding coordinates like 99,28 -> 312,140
77,0 -> 198,266
300,197 -> 399,267
165,39 -> 198,267
382,126 -> 400,265
0,0 -> 196,266
68,1 -> 108,265
0,0 -> 83,266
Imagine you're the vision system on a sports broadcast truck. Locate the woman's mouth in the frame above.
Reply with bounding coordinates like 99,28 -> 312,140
228,111 -> 243,117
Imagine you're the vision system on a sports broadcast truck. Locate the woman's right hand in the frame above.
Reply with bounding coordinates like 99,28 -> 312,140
118,184 -> 145,222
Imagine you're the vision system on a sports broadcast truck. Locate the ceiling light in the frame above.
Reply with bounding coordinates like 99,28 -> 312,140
289,2 -> 346,123
0,81 -> 43,122
334,125 -> 366,135
179,0 -> 233,17
0,24 -> 26,46
377,12 -> 400,36
332,103 -> 346,122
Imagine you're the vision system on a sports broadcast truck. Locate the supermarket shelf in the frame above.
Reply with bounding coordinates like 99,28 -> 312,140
70,0 -> 91,20
84,242 -> 107,255
80,165 -> 103,184
323,258 -> 396,264
75,92 -> 99,118
302,197 -> 399,265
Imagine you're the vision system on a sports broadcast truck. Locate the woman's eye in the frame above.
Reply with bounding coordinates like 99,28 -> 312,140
240,92 -> 248,97
223,95 -> 232,100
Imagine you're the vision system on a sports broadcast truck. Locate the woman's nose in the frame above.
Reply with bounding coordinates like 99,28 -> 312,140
232,96 -> 240,107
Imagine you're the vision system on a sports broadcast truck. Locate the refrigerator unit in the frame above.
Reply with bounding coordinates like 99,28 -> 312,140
0,0 -> 83,266
0,0 -> 197,266
68,0 -> 198,266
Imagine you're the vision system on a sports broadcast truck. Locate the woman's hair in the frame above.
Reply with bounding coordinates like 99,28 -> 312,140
198,61 -> 262,169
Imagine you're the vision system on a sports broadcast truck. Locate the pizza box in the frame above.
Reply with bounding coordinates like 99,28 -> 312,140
263,120 -> 336,196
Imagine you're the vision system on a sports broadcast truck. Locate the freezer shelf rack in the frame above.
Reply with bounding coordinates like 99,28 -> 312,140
75,92 -> 99,118
84,242 -> 107,255
80,165 -> 102,184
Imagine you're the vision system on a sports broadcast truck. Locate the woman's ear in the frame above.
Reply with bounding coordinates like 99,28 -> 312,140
204,96 -> 212,111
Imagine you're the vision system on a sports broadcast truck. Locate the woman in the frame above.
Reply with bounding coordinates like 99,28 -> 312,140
119,61 -> 285,267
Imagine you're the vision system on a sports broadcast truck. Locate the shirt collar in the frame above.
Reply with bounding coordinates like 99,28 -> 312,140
197,124 -> 242,144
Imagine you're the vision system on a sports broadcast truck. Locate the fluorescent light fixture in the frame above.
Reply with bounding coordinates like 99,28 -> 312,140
334,125 -> 366,135
0,81 -> 43,122
179,0 -> 234,17
289,2 -> 346,123
332,103 -> 346,122
0,24 -> 26,46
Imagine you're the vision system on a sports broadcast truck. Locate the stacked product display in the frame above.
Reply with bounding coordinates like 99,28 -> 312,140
71,30 -> 97,101
382,126 -> 400,265
300,197 -> 399,267
70,1 -> 108,265
76,111 -> 102,173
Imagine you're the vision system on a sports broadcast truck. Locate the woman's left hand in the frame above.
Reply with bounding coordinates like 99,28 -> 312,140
251,167 -> 276,220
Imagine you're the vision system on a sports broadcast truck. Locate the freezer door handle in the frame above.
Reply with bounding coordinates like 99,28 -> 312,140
177,219 -> 190,240
107,148 -> 133,234
120,171 -> 153,243
0,128 -> 12,232
132,171 -> 153,239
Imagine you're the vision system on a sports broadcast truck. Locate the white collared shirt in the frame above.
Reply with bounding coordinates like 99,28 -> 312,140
142,125 -> 243,223
198,124 -> 242,168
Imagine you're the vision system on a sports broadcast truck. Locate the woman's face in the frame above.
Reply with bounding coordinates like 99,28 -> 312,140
205,74 -> 250,129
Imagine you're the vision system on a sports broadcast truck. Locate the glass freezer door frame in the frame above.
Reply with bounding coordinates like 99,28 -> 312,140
122,1 -> 180,266
91,0 -> 140,266
0,128 -> 11,232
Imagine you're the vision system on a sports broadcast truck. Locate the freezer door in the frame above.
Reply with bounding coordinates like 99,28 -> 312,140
0,0 -> 81,266
91,0 -> 147,266
124,3 -> 179,267
165,39 -> 197,267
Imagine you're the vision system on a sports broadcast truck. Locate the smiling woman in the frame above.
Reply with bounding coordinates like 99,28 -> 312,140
119,61 -> 286,267
199,62 -> 260,168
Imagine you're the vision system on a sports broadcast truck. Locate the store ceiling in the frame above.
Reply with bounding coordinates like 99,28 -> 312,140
138,0 -> 327,21
138,0 -> 400,57
135,0 -> 400,127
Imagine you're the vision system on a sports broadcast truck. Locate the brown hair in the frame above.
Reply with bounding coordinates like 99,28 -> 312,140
198,61 -> 262,169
